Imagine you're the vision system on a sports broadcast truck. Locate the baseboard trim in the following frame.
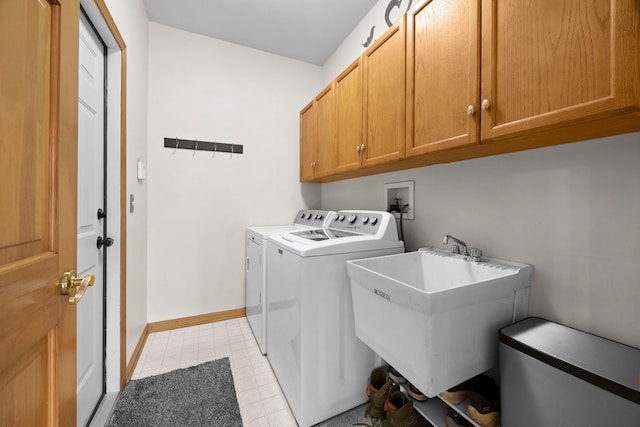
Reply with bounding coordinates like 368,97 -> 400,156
125,323 -> 150,383
147,308 -> 247,333
123,308 -> 247,385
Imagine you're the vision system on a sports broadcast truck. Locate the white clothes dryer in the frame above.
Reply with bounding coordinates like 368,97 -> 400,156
246,210 -> 335,355
266,210 -> 404,426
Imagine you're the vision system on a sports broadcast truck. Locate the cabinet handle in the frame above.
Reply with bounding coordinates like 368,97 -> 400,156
310,161 -> 316,168
481,99 -> 491,111
356,145 -> 361,153
360,144 -> 366,152
467,105 -> 475,116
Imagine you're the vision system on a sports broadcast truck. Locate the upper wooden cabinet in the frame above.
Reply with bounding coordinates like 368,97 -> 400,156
299,101 -> 316,181
301,0 -> 640,182
481,0 -> 640,143
300,85 -> 335,181
362,16 -> 406,167
334,59 -> 363,174
406,0 -> 480,157
315,84 -> 335,177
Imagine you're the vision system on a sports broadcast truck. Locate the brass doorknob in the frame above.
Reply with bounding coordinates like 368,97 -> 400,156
60,271 -> 96,305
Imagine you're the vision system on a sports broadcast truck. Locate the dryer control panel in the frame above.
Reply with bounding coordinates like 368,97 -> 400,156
293,210 -> 336,228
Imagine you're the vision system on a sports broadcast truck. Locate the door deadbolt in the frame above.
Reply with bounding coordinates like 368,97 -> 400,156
97,236 -> 114,249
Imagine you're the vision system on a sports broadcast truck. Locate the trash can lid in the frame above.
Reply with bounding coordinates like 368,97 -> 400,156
500,317 -> 640,405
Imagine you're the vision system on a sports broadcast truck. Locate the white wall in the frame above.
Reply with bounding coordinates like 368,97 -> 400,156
146,23 -> 322,322
104,0 -> 149,363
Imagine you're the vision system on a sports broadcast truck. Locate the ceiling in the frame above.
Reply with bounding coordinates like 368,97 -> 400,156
143,0 -> 378,66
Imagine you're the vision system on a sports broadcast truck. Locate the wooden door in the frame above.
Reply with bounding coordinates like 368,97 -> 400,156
314,84 -> 335,177
481,0 -> 640,142
406,0 -> 480,157
0,0 -> 79,426
363,16 -> 406,167
299,101 -> 316,182
334,59 -> 363,174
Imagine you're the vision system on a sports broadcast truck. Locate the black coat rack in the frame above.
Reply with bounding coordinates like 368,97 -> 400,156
164,137 -> 244,154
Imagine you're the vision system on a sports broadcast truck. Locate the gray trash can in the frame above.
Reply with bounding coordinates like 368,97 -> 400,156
499,318 -> 640,427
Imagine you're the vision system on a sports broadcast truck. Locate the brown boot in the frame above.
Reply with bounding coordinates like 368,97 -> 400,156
365,367 -> 393,421
381,387 -> 430,427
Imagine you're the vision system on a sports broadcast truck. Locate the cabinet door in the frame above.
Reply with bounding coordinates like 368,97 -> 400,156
315,84 -> 335,177
334,59 -> 363,173
362,16 -> 406,167
481,0 -> 640,141
406,0 -> 480,157
299,101 -> 316,182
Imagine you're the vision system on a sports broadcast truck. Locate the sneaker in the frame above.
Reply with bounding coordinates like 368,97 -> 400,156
381,387 -> 430,427
365,367 -> 393,420
388,366 -> 407,384
407,383 -> 428,401
445,408 -> 472,427
443,379 -> 472,404
468,375 -> 500,427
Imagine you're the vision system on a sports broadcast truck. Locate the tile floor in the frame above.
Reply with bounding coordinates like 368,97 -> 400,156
132,317 -> 297,426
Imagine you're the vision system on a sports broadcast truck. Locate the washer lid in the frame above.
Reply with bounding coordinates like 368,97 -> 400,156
268,232 -> 405,257
288,228 -> 361,241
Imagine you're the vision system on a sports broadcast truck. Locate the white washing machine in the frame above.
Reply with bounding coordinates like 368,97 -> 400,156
266,210 -> 405,427
246,210 -> 336,355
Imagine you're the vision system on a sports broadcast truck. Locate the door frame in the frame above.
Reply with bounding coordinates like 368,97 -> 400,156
79,0 -> 128,392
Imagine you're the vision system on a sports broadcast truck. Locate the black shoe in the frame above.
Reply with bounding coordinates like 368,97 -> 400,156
445,408 -> 472,427
388,366 -> 407,384
407,383 -> 428,401
443,379 -> 472,404
468,375 -> 500,427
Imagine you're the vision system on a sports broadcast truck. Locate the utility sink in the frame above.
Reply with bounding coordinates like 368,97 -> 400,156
347,247 -> 533,397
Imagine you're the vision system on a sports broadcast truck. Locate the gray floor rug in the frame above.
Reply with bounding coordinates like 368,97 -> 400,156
107,358 -> 242,427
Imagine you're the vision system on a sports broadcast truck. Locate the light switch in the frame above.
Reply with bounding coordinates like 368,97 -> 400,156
129,194 -> 135,213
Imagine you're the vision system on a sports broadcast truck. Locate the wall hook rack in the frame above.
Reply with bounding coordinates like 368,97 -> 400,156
164,137 -> 244,155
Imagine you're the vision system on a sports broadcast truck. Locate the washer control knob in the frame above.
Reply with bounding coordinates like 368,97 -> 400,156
306,213 -> 313,219
339,215 -> 345,221
361,216 -> 369,224
317,214 -> 323,220
348,215 -> 357,224
300,212 -> 306,219
370,217 -> 378,225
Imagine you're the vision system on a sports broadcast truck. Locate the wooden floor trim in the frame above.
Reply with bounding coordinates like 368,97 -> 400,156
147,308 -> 247,334
124,323 -> 149,383
124,308 -> 247,383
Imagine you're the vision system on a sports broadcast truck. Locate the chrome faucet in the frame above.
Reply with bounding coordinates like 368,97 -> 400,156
442,235 -> 468,255
443,234 -> 484,261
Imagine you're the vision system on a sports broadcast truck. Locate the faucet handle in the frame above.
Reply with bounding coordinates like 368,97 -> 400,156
470,248 -> 483,259
451,245 -> 460,254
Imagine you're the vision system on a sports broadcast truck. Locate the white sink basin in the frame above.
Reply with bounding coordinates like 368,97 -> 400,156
347,247 -> 533,397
